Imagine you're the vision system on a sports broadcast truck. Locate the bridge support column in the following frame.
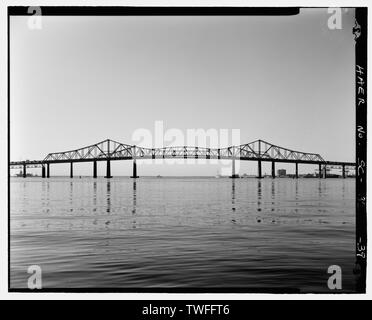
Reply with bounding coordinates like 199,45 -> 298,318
93,160 -> 97,178
104,160 -> 112,178
47,163 -> 50,178
271,161 -> 275,178
131,159 -> 139,178
42,165 -> 46,178
70,162 -> 73,178
258,160 -> 262,179
323,165 -> 327,179
230,158 -> 239,178
318,164 -> 321,178
131,146 -> 139,178
295,162 -> 298,179
342,164 -> 346,178
23,164 -> 26,178
232,158 -> 235,178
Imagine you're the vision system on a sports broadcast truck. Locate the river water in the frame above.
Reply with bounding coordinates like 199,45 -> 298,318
10,177 -> 356,292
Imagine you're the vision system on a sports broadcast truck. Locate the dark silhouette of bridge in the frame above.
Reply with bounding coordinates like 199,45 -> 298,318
9,139 -> 356,179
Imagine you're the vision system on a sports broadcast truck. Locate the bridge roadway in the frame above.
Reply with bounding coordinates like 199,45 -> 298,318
9,139 -> 356,179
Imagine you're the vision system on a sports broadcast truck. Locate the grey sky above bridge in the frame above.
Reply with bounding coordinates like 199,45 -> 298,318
10,8 -> 355,176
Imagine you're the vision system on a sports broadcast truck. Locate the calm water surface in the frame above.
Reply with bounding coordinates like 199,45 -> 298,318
10,177 -> 356,292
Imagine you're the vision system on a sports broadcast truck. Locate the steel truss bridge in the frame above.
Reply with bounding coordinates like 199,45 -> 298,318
10,139 -> 356,179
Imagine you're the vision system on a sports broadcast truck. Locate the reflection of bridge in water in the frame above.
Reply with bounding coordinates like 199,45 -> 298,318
10,139 -> 356,179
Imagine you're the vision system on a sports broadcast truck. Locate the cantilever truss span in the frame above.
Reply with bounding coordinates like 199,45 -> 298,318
130,139 -> 325,163
10,138 -> 354,166
43,139 -> 133,162
9,138 -> 355,179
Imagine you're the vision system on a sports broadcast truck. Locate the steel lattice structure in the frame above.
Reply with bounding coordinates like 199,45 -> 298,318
10,138 -> 354,165
43,139 -> 133,162
9,138 -> 355,178
132,140 -> 325,162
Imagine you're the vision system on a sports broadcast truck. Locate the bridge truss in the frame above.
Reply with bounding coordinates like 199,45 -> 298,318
9,138 -> 355,178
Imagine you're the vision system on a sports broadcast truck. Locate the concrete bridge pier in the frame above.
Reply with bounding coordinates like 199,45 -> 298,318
105,159 -> 112,178
323,165 -> 327,179
70,162 -> 73,178
93,160 -> 97,178
342,164 -> 346,178
131,159 -> 139,178
42,165 -> 46,178
271,161 -> 275,178
131,146 -> 139,178
257,160 -> 262,179
230,158 -> 239,178
47,163 -> 50,178
23,163 -> 26,178
318,164 -> 322,178
295,162 -> 299,179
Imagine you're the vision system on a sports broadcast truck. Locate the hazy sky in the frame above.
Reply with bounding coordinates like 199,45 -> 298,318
10,8 -> 356,176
